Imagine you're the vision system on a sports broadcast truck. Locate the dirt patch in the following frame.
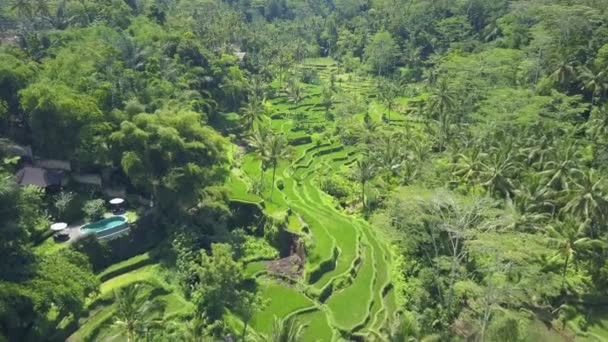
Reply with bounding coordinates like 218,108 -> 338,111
266,254 -> 304,279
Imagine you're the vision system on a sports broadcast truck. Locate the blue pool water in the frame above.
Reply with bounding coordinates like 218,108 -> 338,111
81,216 -> 129,238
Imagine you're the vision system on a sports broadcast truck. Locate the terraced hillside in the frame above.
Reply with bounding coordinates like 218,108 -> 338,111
227,58 -> 397,340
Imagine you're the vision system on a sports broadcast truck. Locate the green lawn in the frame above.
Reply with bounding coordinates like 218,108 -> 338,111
97,252 -> 152,280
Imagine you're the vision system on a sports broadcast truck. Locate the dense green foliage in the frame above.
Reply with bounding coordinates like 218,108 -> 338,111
2,0 -> 608,341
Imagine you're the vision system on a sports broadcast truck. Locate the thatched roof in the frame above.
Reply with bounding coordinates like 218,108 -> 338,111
35,159 -> 72,171
16,167 -> 64,188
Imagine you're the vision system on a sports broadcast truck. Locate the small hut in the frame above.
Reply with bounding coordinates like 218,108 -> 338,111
15,167 -> 66,191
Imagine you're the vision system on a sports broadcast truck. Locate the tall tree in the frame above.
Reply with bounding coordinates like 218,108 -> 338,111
241,100 -> 266,133
320,85 -> 334,120
246,124 -> 272,193
266,133 -> 290,202
378,80 -> 400,122
545,217 -> 605,291
578,66 -> 608,104
428,78 -> 457,150
270,316 -> 305,342
352,158 -> 376,211
112,284 -> 164,342
364,31 -> 399,75
562,169 -> 608,229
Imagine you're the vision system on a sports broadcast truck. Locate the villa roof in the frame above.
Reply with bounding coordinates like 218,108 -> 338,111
35,159 -> 72,171
72,174 -> 102,186
15,167 -> 64,188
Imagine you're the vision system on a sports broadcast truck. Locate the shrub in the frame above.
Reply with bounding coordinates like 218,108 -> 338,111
83,199 -> 106,220
301,69 -> 319,84
54,191 -> 75,220
319,174 -> 352,200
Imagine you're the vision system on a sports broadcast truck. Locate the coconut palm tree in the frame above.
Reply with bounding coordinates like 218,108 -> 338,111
428,78 -> 456,118
246,124 -> 272,192
320,85 -> 334,119
266,133 -> 290,202
545,216 -> 605,291
240,100 -> 265,133
452,146 -> 486,184
586,105 -> 608,143
551,60 -> 576,87
112,284 -> 164,342
375,133 -> 406,179
248,74 -> 268,103
428,78 -> 457,150
380,312 -> 439,342
479,147 -> 520,198
271,316 -> 305,342
562,169 -> 608,228
169,313 -> 212,342
378,80 -> 400,122
286,77 -> 304,105
539,144 -> 581,191
577,65 -> 608,104
10,0 -> 32,18
352,158 -> 376,212
521,133 -> 553,169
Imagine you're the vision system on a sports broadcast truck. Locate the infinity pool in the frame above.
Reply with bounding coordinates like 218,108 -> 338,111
81,216 -> 129,239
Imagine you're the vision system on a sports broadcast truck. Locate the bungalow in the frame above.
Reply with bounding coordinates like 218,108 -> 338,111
35,159 -> 72,172
15,166 -> 66,191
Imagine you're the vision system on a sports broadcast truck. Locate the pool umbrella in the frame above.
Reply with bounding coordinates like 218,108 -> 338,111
109,198 -> 125,205
50,222 -> 68,231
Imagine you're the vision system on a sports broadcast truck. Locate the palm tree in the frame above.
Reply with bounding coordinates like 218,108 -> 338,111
521,133 -> 553,169
352,158 -> 376,212
169,314 -> 212,342
248,74 -> 268,103
479,147 -> 519,198
514,179 -> 557,217
112,284 -> 164,342
241,100 -> 265,133
43,0 -> 76,30
266,133 -> 289,202
578,65 -> 608,104
551,60 -> 576,87
271,316 -> 305,342
10,0 -> 32,18
275,50 -> 294,87
539,144 -> 580,191
378,80 -> 400,122
286,77 -> 304,105
320,85 -> 334,119
586,105 -> 608,143
380,312 -> 436,342
375,133 -> 406,179
452,146 -> 486,184
428,78 -> 456,116
428,78 -> 457,150
246,124 -> 272,192
545,217 -> 605,291
562,169 -> 608,228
